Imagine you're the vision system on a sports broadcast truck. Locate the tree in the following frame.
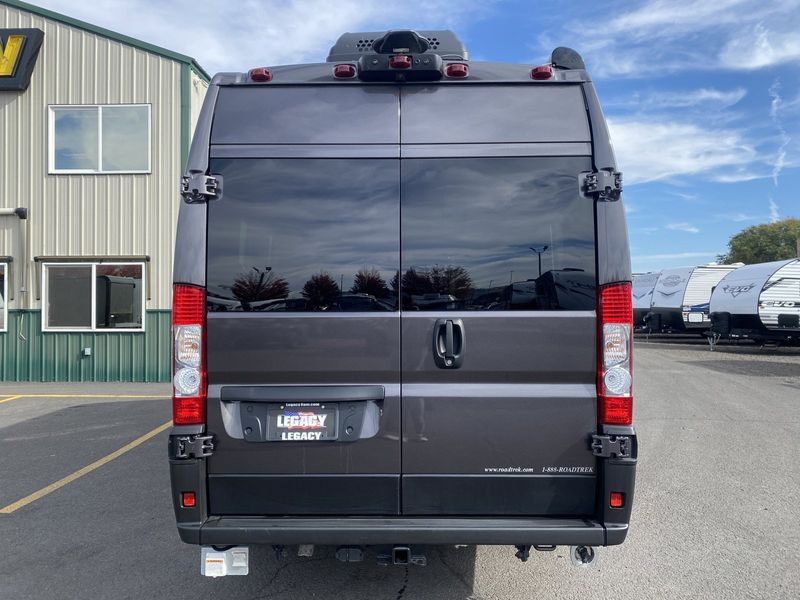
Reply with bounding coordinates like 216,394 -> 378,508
231,267 -> 289,302
400,265 -> 474,298
428,265 -> 474,298
350,267 -> 390,298
718,218 -> 800,264
302,272 -> 340,309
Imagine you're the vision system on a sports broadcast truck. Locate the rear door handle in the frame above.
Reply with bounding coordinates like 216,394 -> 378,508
433,318 -> 465,369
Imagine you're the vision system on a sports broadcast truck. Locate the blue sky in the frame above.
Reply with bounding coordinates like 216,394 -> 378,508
33,0 -> 800,272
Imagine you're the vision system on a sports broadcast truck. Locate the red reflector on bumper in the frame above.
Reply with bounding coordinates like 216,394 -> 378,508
610,492 -> 624,508
181,491 -> 196,508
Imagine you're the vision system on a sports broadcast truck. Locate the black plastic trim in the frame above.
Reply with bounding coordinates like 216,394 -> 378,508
220,385 -> 385,403
197,516 -> 606,546
208,474 -> 399,515
402,475 -> 596,516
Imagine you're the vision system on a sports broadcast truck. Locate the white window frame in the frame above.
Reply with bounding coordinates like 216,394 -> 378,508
41,262 -> 146,333
47,104 -> 152,174
0,263 -> 7,333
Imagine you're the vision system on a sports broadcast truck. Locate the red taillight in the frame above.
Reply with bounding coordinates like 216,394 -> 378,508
173,284 -> 204,325
249,67 -> 272,82
531,65 -> 553,80
388,54 -> 412,69
181,491 -> 197,508
597,282 -> 633,426
444,63 -> 469,78
610,491 -> 624,508
172,284 -> 206,426
333,63 -> 357,78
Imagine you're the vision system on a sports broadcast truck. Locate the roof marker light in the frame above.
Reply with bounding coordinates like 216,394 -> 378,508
333,63 -> 357,78
530,65 -> 553,80
388,55 -> 412,69
249,67 -> 272,82
444,63 -> 469,78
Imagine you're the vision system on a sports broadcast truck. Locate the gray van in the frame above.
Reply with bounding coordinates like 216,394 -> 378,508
168,30 -> 637,575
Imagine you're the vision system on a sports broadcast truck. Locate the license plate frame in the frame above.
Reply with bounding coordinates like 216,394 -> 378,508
266,403 -> 339,441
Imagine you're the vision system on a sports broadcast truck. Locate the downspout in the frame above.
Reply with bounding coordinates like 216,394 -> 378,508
0,207 -> 29,340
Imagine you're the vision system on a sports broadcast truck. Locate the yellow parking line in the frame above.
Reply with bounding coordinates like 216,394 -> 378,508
0,420 -> 172,514
0,394 -> 169,404
3,394 -> 170,398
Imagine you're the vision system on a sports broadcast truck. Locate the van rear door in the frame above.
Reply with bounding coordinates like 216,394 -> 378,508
203,86 -> 402,516
398,85 -> 599,516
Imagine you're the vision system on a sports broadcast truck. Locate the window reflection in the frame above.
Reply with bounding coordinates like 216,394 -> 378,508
95,264 -> 143,328
207,159 -> 400,312
401,157 -> 596,311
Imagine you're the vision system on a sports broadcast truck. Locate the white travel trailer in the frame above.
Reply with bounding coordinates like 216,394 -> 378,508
647,264 -> 741,332
632,272 -> 660,327
709,259 -> 800,344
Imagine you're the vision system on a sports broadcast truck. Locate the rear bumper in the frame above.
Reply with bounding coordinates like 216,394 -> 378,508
170,428 -> 636,548
184,516 -> 625,547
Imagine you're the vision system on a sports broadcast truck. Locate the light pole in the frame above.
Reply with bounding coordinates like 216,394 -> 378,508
529,245 -> 549,278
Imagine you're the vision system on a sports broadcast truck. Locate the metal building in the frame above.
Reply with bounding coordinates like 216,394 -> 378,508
0,0 -> 208,381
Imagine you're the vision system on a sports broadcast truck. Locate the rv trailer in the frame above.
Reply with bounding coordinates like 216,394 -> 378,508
709,259 -> 800,345
632,272 -> 659,328
647,264 -> 740,333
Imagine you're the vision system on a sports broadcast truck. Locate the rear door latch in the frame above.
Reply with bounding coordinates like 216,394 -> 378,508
591,434 -> 631,459
170,434 -> 215,459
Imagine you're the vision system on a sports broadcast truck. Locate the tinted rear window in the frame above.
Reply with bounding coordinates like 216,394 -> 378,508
206,156 -> 595,313
400,86 -> 590,144
206,159 -> 399,312
211,86 -> 399,145
401,157 -> 596,311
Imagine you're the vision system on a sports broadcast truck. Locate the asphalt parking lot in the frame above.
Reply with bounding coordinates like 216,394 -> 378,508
1,341 -> 798,600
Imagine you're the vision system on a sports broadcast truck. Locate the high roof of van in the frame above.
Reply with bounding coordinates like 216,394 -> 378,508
208,29 -> 592,86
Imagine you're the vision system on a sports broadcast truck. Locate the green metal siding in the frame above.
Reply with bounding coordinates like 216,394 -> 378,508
0,310 -> 170,382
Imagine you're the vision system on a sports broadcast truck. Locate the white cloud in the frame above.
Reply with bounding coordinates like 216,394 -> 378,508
556,0 -> 800,77
768,80 -> 790,186
723,213 -> 761,222
666,222 -> 700,234
769,198 -> 780,222
719,23 -> 800,70
605,87 -> 747,110
650,88 -> 747,109
31,0 -> 494,73
608,118 -> 759,184
634,251 -> 718,260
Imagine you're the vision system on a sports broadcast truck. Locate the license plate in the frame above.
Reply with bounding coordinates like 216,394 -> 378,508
688,313 -> 704,323
267,404 -> 338,441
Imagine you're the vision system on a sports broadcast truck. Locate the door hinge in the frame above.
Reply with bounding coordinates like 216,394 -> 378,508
170,434 -> 215,459
591,434 -> 631,459
180,171 -> 222,203
579,169 -> 622,201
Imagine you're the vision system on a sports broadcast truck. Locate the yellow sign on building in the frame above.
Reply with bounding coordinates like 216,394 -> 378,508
0,29 -> 43,90
0,33 -> 25,76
